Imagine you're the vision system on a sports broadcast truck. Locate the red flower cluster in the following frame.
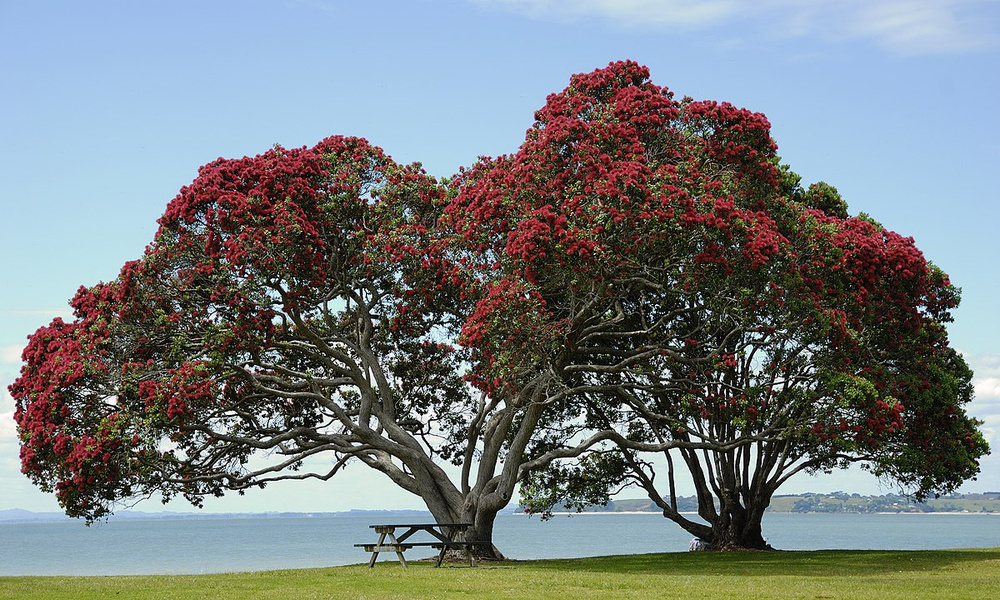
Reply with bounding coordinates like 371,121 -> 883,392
8,60 -> 986,523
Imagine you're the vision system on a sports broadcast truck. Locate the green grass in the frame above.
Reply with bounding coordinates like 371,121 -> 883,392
3,549 -> 999,600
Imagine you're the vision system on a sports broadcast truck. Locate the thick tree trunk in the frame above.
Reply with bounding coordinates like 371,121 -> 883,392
417,483 -> 507,560
462,504 -> 506,560
707,511 -> 771,550
667,508 -> 771,550
661,486 -> 774,551
421,499 -> 505,560
390,382 -> 552,562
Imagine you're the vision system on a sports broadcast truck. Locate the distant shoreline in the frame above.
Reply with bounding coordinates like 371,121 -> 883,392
5,491 -> 999,522
511,511 -> 670,516
514,509 -> 1000,517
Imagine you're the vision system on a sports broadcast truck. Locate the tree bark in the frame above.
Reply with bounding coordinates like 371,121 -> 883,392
464,501 -> 506,560
633,445 -> 777,551
416,487 -> 506,560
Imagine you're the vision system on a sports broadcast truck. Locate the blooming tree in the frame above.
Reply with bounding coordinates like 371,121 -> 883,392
450,61 -> 989,549
10,136 -> 577,557
11,62 -> 988,555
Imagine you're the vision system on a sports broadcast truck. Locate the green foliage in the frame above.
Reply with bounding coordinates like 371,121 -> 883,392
803,181 -> 849,218
518,452 -> 628,518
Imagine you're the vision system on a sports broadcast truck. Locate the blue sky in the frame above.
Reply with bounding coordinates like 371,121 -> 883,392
1,0 -> 998,514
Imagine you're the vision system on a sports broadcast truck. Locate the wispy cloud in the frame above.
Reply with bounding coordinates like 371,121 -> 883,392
0,412 -> 15,441
969,353 -> 1000,377
975,377 -> 1000,401
0,308 -> 73,322
0,308 -> 72,316
282,0 -> 335,11
968,355 -> 1000,452
471,0 -> 998,55
474,0 -> 744,27
0,346 -> 23,365
839,0 -> 998,54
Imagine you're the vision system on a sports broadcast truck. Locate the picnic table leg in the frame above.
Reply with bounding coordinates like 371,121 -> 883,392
387,531 -> 408,568
368,532 -> 386,568
434,526 -> 455,568
451,526 -> 476,568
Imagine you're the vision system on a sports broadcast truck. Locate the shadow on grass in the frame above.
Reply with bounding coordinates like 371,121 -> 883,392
522,549 -> 1000,577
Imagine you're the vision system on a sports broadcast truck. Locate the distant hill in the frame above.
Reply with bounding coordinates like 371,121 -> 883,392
768,492 -> 1000,514
0,508 -> 69,522
0,508 -> 432,523
6,493 -> 999,522
528,492 -> 1000,515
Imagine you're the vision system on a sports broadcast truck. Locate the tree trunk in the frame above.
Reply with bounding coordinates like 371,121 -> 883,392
707,511 -> 771,550
666,508 -> 772,550
462,503 -> 506,560
417,484 -> 507,560
661,486 -> 774,551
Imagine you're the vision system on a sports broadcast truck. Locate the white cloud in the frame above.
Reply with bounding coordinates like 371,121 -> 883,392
0,308 -> 73,320
0,412 -> 16,441
2,349 -> 25,417
968,355 -> 1000,414
475,0 -> 744,27
1,345 -> 24,365
968,353 -> 1000,379
971,383 -> 1000,451
1,381 -> 17,423
968,356 -> 1000,455
283,0 -> 342,15
471,0 -> 998,55
847,0 -> 998,54
975,377 -> 1000,401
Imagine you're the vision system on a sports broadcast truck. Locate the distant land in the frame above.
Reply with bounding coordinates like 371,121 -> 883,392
0,508 -> 433,523
4,492 -> 999,523
589,492 -> 1000,515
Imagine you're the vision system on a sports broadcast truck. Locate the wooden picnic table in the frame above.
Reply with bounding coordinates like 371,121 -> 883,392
355,523 -> 477,568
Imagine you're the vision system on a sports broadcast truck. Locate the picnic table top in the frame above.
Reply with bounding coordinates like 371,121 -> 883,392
360,522 -> 478,568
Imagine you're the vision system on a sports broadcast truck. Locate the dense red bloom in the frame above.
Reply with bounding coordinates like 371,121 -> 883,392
10,136 -> 467,521
9,62 -> 986,554
445,60 -> 986,549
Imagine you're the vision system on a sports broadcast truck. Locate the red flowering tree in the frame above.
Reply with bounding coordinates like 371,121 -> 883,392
11,62 -> 988,556
9,136 -> 580,558
449,61 -> 988,550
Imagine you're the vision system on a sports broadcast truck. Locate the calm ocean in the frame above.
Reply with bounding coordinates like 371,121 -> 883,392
1,512 -> 998,576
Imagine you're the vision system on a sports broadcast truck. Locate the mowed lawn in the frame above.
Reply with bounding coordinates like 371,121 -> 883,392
3,549 -> 998,600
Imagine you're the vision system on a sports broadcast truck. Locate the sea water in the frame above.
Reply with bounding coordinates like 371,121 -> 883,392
1,512 -> 997,576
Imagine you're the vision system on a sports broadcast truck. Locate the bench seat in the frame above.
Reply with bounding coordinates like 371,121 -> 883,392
357,522 -> 478,568
354,541 -> 478,552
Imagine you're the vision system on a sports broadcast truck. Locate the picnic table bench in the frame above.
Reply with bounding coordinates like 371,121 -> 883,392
355,523 -> 478,568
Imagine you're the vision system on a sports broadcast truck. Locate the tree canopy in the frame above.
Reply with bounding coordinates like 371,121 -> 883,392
13,137 -> 471,517
461,62 -> 988,549
11,61 -> 988,552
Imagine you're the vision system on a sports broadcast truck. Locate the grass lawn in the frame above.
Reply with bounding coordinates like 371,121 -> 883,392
2,549 -> 998,600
